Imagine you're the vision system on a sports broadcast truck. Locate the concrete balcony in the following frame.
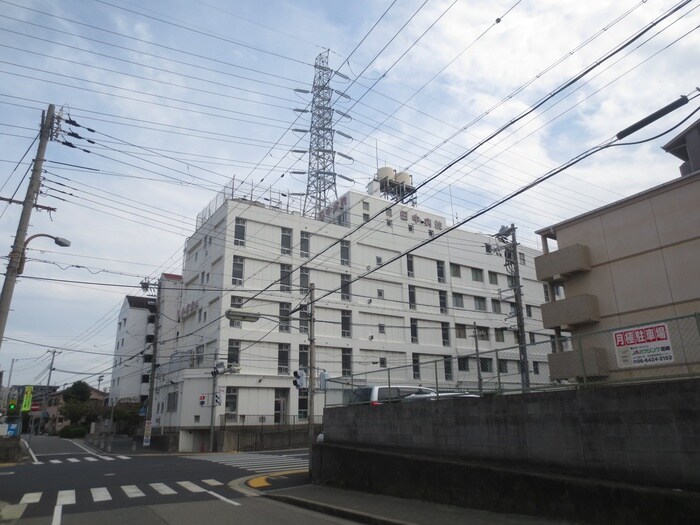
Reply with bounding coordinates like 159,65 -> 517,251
535,244 -> 591,282
541,294 -> 599,329
547,347 -> 609,380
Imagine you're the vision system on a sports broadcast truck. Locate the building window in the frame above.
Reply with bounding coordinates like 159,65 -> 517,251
376,256 -> 383,265
234,218 -> 246,246
377,289 -> 384,299
439,290 -> 448,314
298,388 -> 308,419
341,310 -> 352,338
166,392 -> 178,413
300,266 -> 310,294
278,343 -> 290,374
476,326 -> 489,341
227,339 -> 240,366
526,305 -> 533,318
340,240 -> 350,266
509,302 -> 517,316
498,359 -> 508,374
299,304 -> 309,334
452,293 -> 464,308
495,328 -> 505,342
299,344 -> 309,368
280,264 -> 292,292
386,219 -> 392,227
412,353 -> 421,379
143,354 -> 153,363
279,303 -> 291,333
450,263 -> 461,278
471,268 -> 483,282
407,254 -> 414,277
300,231 -> 310,258
408,285 -> 416,310
428,230 -> 434,238
363,201 -> 369,211
436,260 -> 445,283
410,318 -> 418,344
341,274 -> 351,301
363,213 -> 370,222
441,322 -> 450,347
489,271 -> 498,285
342,348 -> 352,376
533,361 -> 540,375
507,275 -> 516,289
281,227 -> 292,255
444,356 -> 453,381
519,252 -> 526,265
379,357 -> 387,368
458,356 -> 468,371
491,299 -> 501,314
378,323 -> 386,334
474,296 -> 487,311
141,374 -> 150,384
232,256 -> 244,285
480,358 -> 493,373
529,332 -> 536,344
543,283 -> 550,302
225,387 -> 238,420
408,224 -> 414,233
555,284 -> 563,297
195,345 -> 205,367
455,324 -> 467,339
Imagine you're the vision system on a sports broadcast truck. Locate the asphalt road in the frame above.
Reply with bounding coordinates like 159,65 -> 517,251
0,437 -> 332,524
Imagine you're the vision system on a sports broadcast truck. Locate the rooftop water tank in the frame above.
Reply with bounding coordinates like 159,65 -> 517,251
377,167 -> 395,181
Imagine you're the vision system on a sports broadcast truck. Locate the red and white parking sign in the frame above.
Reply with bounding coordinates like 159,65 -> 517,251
614,322 -> 674,368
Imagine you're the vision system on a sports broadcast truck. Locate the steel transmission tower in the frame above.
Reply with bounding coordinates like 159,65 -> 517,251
303,50 -> 337,219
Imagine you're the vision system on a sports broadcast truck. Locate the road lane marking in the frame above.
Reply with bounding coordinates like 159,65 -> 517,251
32,462 -> 44,465
91,488 -> 111,502
116,455 -> 130,460
85,457 -> 98,462
56,490 -> 75,505
49,459 -> 62,464
1,504 -> 26,520
0,470 -> 16,474
52,505 -> 62,525
150,483 -> 177,495
66,458 -> 80,463
202,479 -> 223,486
20,492 -> 42,504
121,485 -> 145,498
177,481 -> 205,493
206,489 -> 241,506
21,438 -> 38,463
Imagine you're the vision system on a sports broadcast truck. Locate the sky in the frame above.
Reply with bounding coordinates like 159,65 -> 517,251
0,0 -> 698,389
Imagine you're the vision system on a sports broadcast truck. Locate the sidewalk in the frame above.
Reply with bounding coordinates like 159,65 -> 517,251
263,484 -> 573,525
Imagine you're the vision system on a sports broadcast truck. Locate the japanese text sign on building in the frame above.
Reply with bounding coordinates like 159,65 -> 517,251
614,322 -> 674,368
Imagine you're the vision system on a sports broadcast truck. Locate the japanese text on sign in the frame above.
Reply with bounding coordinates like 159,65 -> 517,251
614,322 -> 674,368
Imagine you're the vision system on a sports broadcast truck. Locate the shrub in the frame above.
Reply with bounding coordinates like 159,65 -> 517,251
59,426 -> 87,438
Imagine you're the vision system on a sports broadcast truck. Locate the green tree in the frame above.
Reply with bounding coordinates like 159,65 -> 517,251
62,381 -> 91,403
59,399 -> 92,426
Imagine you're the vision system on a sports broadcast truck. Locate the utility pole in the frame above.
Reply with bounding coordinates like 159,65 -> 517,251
144,278 -> 161,448
209,353 -> 219,453
0,105 -> 55,354
308,283 -> 316,465
472,323 -> 483,395
39,350 -> 58,433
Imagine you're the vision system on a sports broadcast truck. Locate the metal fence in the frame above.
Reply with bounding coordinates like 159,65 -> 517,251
325,313 -> 700,406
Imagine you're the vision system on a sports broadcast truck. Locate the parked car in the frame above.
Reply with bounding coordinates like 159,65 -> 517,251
401,391 -> 480,402
346,385 -> 437,406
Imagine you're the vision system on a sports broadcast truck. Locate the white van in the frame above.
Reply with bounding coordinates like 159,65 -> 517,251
346,385 -> 437,406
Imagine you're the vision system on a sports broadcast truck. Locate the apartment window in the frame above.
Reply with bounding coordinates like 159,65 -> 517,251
300,266 -> 310,294
533,361 -> 540,375
439,290 -> 448,314
476,326 -> 489,341
495,328 -> 505,342
450,263 -> 461,278
441,322 -> 450,347
379,357 -> 387,368
141,374 -> 150,384
428,230 -> 434,238
377,289 -> 384,299
471,268 -> 483,282
234,218 -> 246,246
491,299 -> 501,314
341,310 -> 352,338
519,252 -> 526,265
342,348 -> 352,377
279,302 -> 291,333
281,227 -> 292,255
232,256 -> 244,285
225,387 -> 238,419
458,356 -> 469,371
408,285 -> 416,310
278,343 -> 290,374
386,219 -> 392,227
412,353 -> 421,379
197,309 -> 202,323
509,302 -> 517,316
143,354 -> 153,363
555,284 -> 563,297
299,304 -> 309,334
299,344 -> 309,368
376,256 -> 383,266
341,274 -> 351,301
378,323 -> 386,334
550,335 -> 557,352
408,224 -> 414,233
488,271 -> 498,285
363,213 -> 370,222
543,283 -> 550,302
340,240 -> 350,266
410,318 -> 419,344
166,392 -> 178,413
455,323 -> 467,339
202,311 -> 207,323
444,356 -> 453,381
280,264 -> 292,292
474,296 -> 487,311
362,201 -> 369,211
507,275 -> 516,289
298,388 -> 308,419
227,339 -> 240,366
498,359 -> 508,374
386,208 -> 392,217
406,254 -> 414,277
529,332 -> 536,344
300,231 -> 310,258
436,260 -> 445,283
200,271 -> 205,285
526,305 -> 532,318
452,293 -> 464,308
480,358 -> 493,373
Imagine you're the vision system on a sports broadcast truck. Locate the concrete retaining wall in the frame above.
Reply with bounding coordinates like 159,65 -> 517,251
322,378 -> 700,489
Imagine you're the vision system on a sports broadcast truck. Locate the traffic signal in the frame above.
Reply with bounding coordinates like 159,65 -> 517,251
199,394 -> 206,407
292,369 -> 307,389
214,392 -> 221,406
8,401 -> 17,413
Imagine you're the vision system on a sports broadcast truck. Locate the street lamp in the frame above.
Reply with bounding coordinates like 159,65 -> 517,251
0,233 -> 71,353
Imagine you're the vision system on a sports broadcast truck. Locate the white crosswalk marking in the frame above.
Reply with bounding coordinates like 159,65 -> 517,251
177,481 -> 205,493
84,457 -> 98,462
91,487 -> 111,502
116,455 -> 130,460
100,456 -> 116,461
32,461 -> 44,465
183,452 -> 309,473
150,483 -> 177,495
202,479 -> 223,486
56,490 -> 75,505
121,485 -> 145,498
49,459 -> 62,464
67,458 -> 80,463
20,492 -> 41,504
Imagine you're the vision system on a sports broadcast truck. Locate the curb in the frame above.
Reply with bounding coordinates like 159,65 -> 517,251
263,493 -> 417,525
